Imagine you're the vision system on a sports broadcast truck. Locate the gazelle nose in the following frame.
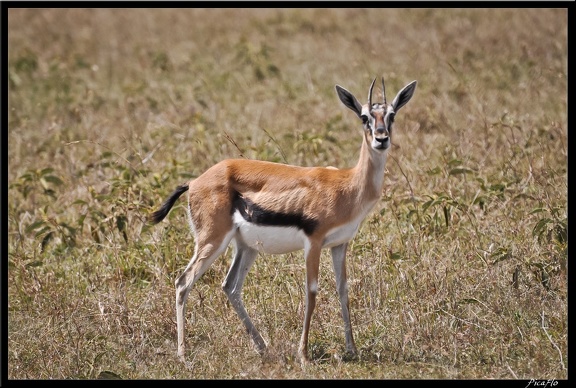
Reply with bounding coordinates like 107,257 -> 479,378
375,136 -> 389,144
375,127 -> 387,135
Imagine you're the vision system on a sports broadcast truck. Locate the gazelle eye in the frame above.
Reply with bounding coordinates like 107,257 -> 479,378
385,112 -> 395,127
361,115 -> 369,125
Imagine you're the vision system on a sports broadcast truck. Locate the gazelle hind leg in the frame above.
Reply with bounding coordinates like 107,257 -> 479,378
175,230 -> 234,360
221,241 -> 266,353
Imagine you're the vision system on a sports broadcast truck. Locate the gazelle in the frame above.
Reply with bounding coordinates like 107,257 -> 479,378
150,77 -> 417,362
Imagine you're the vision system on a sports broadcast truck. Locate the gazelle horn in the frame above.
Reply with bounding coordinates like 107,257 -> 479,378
381,77 -> 387,105
368,77 -> 376,108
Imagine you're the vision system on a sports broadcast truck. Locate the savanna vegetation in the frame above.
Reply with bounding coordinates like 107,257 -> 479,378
7,8 -> 567,379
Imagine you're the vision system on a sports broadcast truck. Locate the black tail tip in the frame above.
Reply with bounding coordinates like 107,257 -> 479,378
148,210 -> 164,224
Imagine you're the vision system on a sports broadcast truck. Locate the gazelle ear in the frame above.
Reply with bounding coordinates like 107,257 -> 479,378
336,85 -> 363,119
391,80 -> 417,112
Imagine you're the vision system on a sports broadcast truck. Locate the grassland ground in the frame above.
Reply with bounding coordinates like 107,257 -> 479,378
6,7 -> 567,379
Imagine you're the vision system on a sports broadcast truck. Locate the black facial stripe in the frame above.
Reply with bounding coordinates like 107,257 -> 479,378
382,111 -> 394,129
232,192 -> 318,236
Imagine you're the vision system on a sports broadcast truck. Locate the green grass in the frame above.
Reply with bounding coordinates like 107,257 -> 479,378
7,8 -> 567,379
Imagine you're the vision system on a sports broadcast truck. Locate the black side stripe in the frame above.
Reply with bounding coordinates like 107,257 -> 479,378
232,191 -> 318,236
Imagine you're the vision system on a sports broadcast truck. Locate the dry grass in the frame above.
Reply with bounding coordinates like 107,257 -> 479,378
7,8 -> 567,379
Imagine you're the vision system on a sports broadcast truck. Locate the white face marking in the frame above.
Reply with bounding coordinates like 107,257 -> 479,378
365,103 -> 394,152
233,211 -> 306,254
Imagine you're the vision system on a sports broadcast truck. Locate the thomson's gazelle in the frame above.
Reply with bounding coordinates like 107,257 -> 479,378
150,77 -> 417,362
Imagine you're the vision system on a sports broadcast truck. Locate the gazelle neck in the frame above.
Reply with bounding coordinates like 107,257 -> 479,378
352,135 -> 389,203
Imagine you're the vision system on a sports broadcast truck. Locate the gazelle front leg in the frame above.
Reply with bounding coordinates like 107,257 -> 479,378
331,243 -> 358,357
298,241 -> 323,362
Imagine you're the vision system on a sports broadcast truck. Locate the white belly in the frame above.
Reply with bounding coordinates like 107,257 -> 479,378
232,203 -> 374,254
322,221 -> 361,248
233,211 -> 306,254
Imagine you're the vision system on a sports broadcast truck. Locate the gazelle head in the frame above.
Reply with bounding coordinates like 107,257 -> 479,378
336,77 -> 417,153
